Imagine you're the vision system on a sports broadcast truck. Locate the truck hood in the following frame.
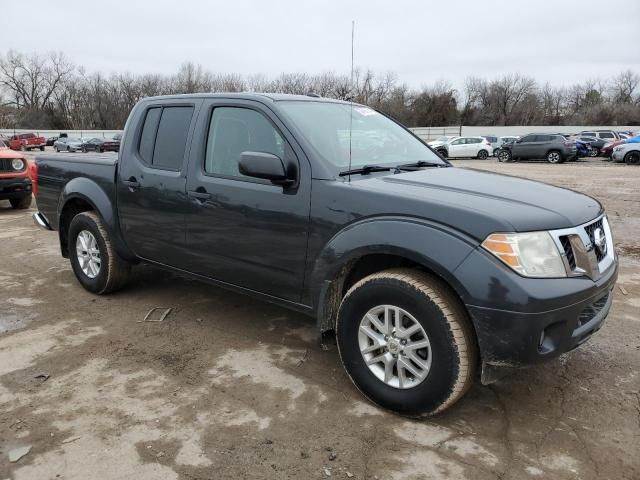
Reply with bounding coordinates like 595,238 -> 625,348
358,167 -> 602,236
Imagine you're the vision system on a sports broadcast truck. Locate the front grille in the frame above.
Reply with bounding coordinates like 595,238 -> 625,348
0,158 -> 26,173
577,291 -> 610,328
584,218 -> 606,262
559,236 -> 576,269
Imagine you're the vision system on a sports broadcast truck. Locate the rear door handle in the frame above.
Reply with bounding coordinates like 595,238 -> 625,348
188,190 -> 212,201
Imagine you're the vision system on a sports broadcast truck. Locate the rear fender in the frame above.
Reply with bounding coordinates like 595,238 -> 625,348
57,178 -> 133,260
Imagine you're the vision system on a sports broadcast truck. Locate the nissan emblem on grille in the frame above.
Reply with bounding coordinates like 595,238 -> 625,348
593,227 -> 607,257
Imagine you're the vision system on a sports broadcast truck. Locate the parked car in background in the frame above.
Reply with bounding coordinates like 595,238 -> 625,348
572,136 -> 606,157
579,130 -> 619,142
480,135 -> 498,151
8,133 -> 46,152
80,137 -> 120,153
0,140 -> 32,209
493,136 -> 519,157
46,136 -> 59,147
601,139 -> 626,159
574,139 -> 593,159
53,137 -> 84,152
497,133 -> 576,164
434,136 -> 493,159
427,135 -> 456,148
612,143 -> 640,165
112,133 -> 123,141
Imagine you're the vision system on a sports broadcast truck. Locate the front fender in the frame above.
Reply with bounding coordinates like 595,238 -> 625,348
310,216 -> 478,329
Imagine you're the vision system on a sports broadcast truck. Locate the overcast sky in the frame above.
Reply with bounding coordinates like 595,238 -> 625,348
5,0 -> 639,89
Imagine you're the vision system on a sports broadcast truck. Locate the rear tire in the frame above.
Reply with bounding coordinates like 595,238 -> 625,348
39,146 -> 45,151
336,268 -> 477,416
477,150 -> 489,160
68,211 -> 131,294
437,149 -> 448,159
546,150 -> 564,164
9,196 -> 31,209
625,151 -> 640,165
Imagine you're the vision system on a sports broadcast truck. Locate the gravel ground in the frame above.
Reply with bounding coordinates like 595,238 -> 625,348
0,155 -> 638,480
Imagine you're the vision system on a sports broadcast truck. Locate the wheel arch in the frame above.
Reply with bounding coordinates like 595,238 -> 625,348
57,178 -> 132,260
310,218 -> 477,334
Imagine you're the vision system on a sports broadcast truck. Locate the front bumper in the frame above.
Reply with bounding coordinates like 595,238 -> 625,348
611,150 -> 625,162
455,245 -> 618,373
0,176 -> 32,200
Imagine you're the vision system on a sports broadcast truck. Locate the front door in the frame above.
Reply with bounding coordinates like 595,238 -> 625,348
511,134 -> 536,159
117,100 -> 201,267
183,99 -> 311,303
448,138 -> 467,158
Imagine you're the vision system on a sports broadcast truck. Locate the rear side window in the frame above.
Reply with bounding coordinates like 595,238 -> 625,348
469,138 -> 481,144
153,107 -> 194,170
582,132 -> 596,137
138,106 -> 194,170
535,135 -> 552,141
139,107 -> 161,164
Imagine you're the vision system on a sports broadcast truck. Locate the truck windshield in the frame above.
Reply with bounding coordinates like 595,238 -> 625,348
278,101 -> 445,169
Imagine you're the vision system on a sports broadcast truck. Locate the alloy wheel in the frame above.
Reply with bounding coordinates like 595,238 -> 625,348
75,230 -> 101,278
358,305 -> 432,389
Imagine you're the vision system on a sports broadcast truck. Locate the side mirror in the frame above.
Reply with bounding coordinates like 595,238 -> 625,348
239,151 -> 293,186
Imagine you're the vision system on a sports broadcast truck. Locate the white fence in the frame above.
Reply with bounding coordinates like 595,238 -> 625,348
2,125 -> 638,143
0,129 -> 123,139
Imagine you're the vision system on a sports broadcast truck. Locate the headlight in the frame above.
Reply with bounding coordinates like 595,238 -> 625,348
11,158 -> 25,170
482,232 -> 566,278
613,146 -> 622,152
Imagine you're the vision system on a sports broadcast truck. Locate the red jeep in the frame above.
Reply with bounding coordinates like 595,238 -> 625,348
0,140 -> 32,209
8,133 -> 46,152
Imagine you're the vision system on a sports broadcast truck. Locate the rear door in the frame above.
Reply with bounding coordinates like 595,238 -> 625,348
117,99 -> 202,267
183,98 -> 311,302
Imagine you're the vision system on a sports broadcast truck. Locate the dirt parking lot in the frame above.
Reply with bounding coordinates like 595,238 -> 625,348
1,156 -> 639,480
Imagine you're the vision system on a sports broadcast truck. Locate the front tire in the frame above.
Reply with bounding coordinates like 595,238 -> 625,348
68,211 -> 131,294
625,151 -> 640,165
590,147 -> 600,157
9,196 -> 31,209
498,150 -> 512,162
336,268 -> 477,416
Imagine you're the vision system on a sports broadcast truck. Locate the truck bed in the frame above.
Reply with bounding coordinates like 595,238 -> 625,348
35,153 -> 118,230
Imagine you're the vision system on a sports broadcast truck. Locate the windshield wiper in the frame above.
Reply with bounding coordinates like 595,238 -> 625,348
395,160 -> 449,170
338,165 -> 393,176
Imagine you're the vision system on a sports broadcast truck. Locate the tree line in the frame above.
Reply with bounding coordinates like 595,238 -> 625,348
0,50 -> 638,130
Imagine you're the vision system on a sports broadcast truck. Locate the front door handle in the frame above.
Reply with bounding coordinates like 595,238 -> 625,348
122,176 -> 140,191
188,190 -> 212,201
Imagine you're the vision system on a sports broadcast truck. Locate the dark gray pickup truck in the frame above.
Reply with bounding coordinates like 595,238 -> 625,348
32,93 -> 618,416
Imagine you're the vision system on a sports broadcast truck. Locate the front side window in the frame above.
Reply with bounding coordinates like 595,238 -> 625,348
451,138 -> 465,145
582,132 -> 596,137
278,101 -> 445,169
520,135 -> 535,143
205,107 -> 286,178
600,132 -> 614,139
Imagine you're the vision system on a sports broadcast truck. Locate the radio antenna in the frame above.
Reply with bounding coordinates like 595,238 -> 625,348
348,20 -> 355,183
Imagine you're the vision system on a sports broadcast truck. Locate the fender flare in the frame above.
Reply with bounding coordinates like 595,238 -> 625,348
309,216 -> 478,331
56,177 -> 134,260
